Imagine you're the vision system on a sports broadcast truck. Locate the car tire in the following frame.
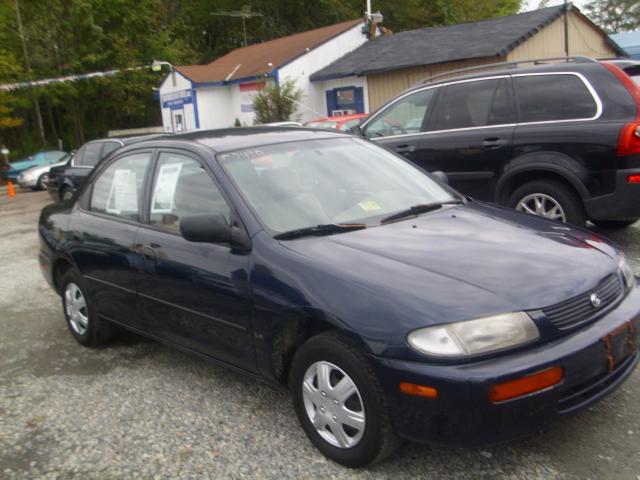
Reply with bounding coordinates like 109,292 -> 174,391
591,219 -> 638,229
60,269 -> 116,347
60,187 -> 73,201
290,331 -> 400,467
509,180 -> 586,226
36,173 -> 48,191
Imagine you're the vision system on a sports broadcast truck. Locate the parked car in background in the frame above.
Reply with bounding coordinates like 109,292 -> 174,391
354,57 -> 640,228
17,152 -> 74,190
47,135 -> 162,201
604,58 -> 640,85
39,127 -> 639,467
1,150 -> 67,182
305,113 -> 368,131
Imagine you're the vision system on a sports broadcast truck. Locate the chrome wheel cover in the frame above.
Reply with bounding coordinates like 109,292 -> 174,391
64,282 -> 89,335
516,193 -> 566,222
302,361 -> 365,449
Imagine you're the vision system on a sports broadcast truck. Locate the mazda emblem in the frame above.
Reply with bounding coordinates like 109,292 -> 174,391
590,293 -> 602,308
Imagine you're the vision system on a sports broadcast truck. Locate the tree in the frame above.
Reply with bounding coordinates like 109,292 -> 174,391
252,80 -> 302,124
584,0 -> 640,33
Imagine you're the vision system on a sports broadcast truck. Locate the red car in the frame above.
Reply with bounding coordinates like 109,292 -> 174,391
304,113 -> 368,131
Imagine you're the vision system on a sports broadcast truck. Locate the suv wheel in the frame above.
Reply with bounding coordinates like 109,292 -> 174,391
509,180 -> 586,226
290,332 -> 400,467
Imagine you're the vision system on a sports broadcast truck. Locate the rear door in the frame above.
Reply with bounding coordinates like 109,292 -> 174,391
417,76 -> 516,200
68,151 -> 152,325
363,88 -> 437,164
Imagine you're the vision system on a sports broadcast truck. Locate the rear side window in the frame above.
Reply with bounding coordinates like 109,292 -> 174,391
76,142 -> 103,167
90,152 -> 151,221
430,78 -> 514,131
515,74 -> 598,123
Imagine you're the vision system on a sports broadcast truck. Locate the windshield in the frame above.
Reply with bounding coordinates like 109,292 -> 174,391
218,138 -> 456,235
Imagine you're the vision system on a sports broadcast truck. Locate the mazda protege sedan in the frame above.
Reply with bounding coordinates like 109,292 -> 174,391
39,127 -> 639,467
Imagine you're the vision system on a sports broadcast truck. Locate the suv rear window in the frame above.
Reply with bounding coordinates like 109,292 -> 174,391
515,74 -> 597,123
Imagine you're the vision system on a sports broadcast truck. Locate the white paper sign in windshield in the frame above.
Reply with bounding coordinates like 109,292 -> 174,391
151,163 -> 182,213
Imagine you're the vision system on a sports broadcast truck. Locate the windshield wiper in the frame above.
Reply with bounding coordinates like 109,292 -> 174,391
380,200 -> 463,224
274,223 -> 367,240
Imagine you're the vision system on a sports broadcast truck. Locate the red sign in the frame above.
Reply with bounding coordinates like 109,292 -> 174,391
239,81 -> 266,92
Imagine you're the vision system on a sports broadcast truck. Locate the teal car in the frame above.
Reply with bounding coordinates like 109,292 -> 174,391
2,150 -> 67,182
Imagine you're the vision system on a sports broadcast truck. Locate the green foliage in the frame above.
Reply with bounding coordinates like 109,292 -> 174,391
252,80 -> 302,124
584,0 -> 640,33
0,0 -> 524,156
234,118 -> 242,127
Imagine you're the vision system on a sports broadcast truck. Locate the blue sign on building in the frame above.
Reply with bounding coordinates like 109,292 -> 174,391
161,90 -> 194,110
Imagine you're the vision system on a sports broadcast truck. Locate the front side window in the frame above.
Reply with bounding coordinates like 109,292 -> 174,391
219,138 -> 455,234
90,152 -> 151,221
76,142 -> 103,167
149,152 -> 230,231
430,78 -> 513,131
515,74 -> 598,123
364,89 -> 436,138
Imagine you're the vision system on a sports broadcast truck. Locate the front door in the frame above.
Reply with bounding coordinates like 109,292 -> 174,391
417,77 -> 516,200
68,151 -> 152,325
171,109 -> 185,133
135,150 -> 255,371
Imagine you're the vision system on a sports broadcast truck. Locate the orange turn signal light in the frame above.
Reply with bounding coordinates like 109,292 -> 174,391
399,381 -> 438,398
628,174 -> 640,184
490,366 -> 563,403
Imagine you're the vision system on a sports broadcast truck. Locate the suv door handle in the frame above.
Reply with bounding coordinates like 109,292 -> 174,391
136,244 -> 159,261
395,144 -> 416,154
482,138 -> 509,150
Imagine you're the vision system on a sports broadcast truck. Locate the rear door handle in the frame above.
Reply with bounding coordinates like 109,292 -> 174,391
395,144 -> 416,154
482,138 -> 509,150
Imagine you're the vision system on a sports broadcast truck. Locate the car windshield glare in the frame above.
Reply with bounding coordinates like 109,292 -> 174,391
218,138 -> 455,235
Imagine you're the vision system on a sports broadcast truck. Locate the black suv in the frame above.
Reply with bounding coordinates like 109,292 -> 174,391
47,135 -> 162,201
355,57 -> 640,228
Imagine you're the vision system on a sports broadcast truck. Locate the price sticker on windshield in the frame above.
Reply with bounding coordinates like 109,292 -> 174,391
358,200 -> 381,212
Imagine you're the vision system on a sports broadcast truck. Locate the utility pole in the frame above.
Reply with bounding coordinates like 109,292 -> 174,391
210,6 -> 263,47
15,0 -> 46,145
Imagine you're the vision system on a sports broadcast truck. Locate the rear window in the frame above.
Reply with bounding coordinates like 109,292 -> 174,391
515,74 -> 598,123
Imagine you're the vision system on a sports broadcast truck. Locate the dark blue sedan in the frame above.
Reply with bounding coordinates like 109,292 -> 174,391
38,128 -> 639,467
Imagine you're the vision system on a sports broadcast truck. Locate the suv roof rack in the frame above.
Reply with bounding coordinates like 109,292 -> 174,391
420,56 -> 598,85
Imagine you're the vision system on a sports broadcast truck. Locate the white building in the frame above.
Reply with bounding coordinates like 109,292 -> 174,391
158,19 -> 369,132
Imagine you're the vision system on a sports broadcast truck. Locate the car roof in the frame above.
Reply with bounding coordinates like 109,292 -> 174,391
137,127 -> 349,153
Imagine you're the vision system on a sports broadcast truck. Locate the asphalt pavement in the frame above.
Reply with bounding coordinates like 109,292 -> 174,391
1,188 -> 639,479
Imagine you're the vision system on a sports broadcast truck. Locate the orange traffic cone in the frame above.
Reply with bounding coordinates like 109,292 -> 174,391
6,180 -> 15,197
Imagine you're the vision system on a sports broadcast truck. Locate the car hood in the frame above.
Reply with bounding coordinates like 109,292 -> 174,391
281,202 -> 620,320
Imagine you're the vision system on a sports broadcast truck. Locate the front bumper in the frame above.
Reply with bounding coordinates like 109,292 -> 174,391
372,283 -> 640,447
17,174 -> 36,188
584,168 -> 640,222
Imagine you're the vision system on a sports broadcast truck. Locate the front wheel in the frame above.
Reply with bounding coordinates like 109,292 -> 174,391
509,180 -> 586,226
36,173 -> 49,190
290,332 -> 400,467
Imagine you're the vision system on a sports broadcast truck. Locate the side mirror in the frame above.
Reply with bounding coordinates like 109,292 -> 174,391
179,213 -> 250,250
349,125 -> 363,136
180,214 -> 232,244
431,170 -> 449,185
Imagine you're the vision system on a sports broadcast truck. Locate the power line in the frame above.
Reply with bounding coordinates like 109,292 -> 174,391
210,5 -> 263,47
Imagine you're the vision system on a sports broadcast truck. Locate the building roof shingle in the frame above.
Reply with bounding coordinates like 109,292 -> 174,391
175,19 -> 362,84
310,6 -> 623,81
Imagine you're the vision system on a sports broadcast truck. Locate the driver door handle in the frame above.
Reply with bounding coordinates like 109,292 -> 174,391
482,138 -> 509,150
136,244 -> 159,261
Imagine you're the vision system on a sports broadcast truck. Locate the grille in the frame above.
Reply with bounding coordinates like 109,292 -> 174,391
541,274 -> 624,330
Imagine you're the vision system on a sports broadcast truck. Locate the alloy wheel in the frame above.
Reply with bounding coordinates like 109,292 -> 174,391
516,193 -> 566,222
302,361 -> 365,449
64,282 -> 89,335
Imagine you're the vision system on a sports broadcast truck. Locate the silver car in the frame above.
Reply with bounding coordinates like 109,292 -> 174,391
17,152 -> 73,190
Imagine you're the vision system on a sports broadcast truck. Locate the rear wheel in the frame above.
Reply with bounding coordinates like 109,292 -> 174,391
509,180 -> 586,226
61,269 -> 115,346
60,187 -> 73,201
591,219 -> 638,229
290,331 -> 400,467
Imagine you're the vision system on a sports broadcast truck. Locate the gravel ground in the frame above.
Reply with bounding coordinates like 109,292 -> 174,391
1,188 -> 639,479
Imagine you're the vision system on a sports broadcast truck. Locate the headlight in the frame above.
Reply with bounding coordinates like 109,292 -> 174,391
407,312 -> 540,358
619,254 -> 636,288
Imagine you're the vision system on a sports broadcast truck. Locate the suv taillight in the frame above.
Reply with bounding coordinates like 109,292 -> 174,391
617,122 -> 640,156
602,62 -> 640,156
